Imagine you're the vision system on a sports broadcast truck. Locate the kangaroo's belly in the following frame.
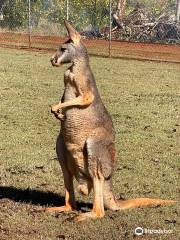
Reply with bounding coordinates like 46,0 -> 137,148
60,89 -> 114,181
61,106 -> 98,180
62,107 -> 97,144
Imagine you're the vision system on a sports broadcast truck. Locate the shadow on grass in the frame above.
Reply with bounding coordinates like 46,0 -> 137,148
0,186 -> 92,210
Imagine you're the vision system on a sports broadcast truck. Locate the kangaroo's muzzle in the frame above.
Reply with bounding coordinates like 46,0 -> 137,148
50,57 -> 62,67
50,51 -> 63,67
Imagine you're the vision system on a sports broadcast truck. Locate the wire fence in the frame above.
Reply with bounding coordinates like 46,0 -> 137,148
0,0 -> 180,61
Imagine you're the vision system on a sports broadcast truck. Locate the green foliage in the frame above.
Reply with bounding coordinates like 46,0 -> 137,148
69,0 -> 110,30
1,0 -> 28,29
0,0 -> 110,31
126,0 -> 175,16
0,0 -> 177,30
45,0 -> 66,23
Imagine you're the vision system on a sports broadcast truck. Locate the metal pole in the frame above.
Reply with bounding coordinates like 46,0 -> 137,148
93,0 -> 97,29
28,0 -> 31,48
66,0 -> 69,21
109,0 -> 112,57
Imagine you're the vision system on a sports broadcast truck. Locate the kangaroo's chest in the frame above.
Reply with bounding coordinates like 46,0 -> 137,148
63,69 -> 77,100
62,69 -> 96,143
63,69 -> 84,99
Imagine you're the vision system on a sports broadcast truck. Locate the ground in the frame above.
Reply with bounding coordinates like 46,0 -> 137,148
0,47 -> 179,240
0,32 -> 180,62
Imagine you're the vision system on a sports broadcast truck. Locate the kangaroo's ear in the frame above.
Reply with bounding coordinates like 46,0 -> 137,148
64,20 -> 81,44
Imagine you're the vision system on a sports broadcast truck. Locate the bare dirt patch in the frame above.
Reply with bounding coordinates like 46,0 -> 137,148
0,32 -> 180,62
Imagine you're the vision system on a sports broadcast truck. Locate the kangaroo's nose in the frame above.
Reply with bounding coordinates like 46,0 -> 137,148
50,57 -> 55,63
50,56 -> 60,67
50,56 -> 59,66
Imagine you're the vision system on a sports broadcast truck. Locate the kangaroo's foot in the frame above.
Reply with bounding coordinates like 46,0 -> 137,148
45,205 -> 75,213
74,211 -> 104,222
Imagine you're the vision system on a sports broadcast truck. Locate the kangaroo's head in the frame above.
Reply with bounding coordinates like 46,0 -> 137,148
51,21 -> 88,66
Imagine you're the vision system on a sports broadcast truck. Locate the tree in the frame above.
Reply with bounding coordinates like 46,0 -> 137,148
113,0 -> 127,28
176,0 -> 180,21
68,0 -> 109,31
1,0 -> 27,29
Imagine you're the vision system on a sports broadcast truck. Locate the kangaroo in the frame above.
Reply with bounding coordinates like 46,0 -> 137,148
47,20 -> 176,221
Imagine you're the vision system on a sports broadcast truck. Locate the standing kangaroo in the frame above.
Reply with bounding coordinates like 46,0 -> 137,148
47,21 -> 176,221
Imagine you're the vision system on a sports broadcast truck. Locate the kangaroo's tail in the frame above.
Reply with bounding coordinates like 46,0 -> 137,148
116,198 -> 177,210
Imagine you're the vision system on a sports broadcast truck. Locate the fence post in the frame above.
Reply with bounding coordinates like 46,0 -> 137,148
109,0 -> 112,57
0,2 -> 3,20
28,0 -> 31,48
66,0 -> 69,21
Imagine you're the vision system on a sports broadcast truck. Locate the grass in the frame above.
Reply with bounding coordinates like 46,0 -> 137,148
0,47 -> 179,240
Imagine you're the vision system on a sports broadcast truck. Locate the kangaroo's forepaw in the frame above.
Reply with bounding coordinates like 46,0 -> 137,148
51,104 -> 60,113
51,104 -> 65,121
57,113 -> 66,121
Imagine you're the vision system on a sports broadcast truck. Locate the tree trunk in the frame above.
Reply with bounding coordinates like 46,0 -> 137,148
176,0 -> 180,22
113,0 -> 126,27
117,0 -> 126,22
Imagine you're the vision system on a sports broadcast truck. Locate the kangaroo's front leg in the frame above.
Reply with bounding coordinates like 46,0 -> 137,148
51,91 -> 94,118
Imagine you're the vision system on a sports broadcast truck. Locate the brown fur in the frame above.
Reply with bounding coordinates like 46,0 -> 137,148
47,21 -> 176,221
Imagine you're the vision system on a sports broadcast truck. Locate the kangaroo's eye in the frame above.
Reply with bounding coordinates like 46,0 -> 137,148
61,47 -> 67,52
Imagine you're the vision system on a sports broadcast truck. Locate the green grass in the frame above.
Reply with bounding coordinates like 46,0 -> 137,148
0,47 -> 179,240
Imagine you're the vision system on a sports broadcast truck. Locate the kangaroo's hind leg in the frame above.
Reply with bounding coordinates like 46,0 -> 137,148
75,137 -> 116,221
46,133 -> 76,213
75,171 -> 105,221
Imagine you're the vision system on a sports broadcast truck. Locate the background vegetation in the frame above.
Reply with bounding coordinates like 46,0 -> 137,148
0,0 -> 177,31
